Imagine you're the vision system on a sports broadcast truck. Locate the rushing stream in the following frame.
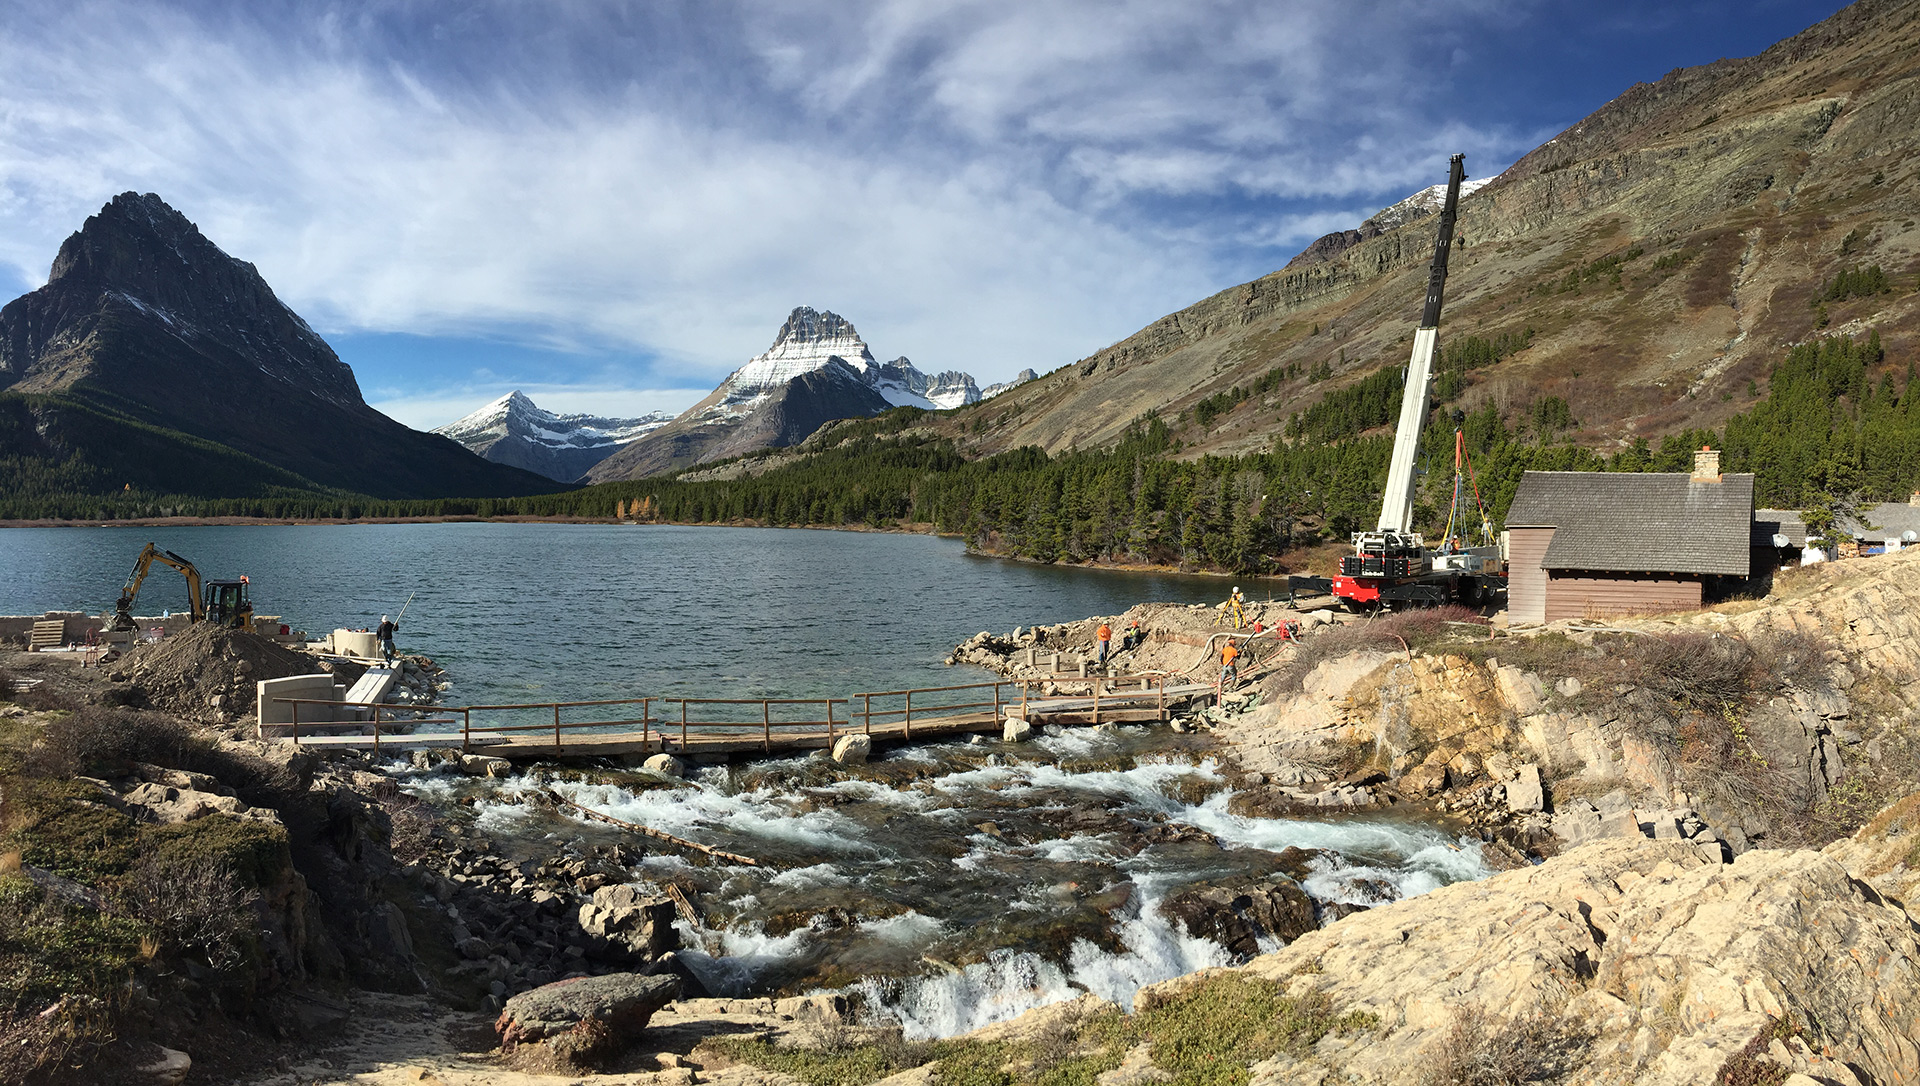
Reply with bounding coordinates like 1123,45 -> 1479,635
394,724 -> 1491,1038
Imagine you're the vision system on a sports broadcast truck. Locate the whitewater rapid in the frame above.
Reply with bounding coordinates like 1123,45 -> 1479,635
397,725 -> 1493,1039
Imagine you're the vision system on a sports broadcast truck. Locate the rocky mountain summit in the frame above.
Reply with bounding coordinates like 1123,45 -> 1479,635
0,192 -> 556,500
433,390 -> 672,482
587,306 -> 1027,481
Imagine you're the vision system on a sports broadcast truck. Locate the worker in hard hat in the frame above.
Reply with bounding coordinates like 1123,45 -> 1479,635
1219,639 -> 1241,691
1095,621 -> 1113,667
1219,586 -> 1247,629
377,614 -> 399,663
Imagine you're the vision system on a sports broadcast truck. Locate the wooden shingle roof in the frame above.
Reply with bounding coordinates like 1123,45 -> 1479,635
1506,471 -> 1755,576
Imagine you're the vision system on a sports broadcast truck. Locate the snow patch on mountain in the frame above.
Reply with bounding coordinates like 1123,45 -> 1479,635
1364,177 -> 1492,233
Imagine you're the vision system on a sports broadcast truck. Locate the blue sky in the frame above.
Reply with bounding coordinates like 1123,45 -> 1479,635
0,0 -> 1849,429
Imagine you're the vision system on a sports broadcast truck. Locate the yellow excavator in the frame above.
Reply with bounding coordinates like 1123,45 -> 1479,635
112,543 -> 254,632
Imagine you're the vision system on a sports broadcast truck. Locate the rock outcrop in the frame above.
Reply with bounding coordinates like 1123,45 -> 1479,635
1150,835 -> 1920,1085
1216,549 -> 1920,854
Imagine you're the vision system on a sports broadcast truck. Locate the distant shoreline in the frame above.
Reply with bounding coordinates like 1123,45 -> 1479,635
0,514 -> 1269,579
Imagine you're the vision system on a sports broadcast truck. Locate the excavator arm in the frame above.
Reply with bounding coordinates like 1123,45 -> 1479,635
113,543 -> 204,630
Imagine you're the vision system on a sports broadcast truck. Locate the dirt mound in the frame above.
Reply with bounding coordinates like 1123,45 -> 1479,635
112,624 -> 328,722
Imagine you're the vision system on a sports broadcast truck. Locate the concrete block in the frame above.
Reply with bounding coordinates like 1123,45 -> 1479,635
330,629 -> 380,658
1002,717 -> 1033,743
256,674 -> 342,737
642,754 -> 684,777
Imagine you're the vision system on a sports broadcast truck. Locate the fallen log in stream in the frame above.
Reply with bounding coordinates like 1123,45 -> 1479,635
546,789 -> 760,866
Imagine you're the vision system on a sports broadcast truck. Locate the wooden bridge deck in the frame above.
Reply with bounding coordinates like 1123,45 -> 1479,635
272,677 -> 1215,760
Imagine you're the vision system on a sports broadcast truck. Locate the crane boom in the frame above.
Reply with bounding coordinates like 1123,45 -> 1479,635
1376,153 -> 1466,534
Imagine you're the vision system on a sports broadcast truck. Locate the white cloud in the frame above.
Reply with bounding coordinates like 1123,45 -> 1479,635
0,0 -> 1546,402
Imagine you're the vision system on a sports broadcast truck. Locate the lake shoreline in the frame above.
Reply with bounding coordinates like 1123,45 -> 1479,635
0,513 -> 1276,579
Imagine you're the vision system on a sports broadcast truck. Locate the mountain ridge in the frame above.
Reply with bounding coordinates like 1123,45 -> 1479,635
936,0 -> 1919,464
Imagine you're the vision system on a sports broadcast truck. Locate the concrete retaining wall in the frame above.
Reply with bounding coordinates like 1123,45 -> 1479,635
0,612 -> 95,646
256,675 -> 349,737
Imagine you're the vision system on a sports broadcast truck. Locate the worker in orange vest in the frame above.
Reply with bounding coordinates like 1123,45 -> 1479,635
1219,639 -> 1240,690
1095,621 -> 1113,666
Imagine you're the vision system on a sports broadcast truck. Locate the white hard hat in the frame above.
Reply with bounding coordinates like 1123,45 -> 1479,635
382,615 -> 389,622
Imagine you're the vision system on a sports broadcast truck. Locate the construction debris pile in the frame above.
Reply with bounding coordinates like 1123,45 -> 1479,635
107,624 -> 325,723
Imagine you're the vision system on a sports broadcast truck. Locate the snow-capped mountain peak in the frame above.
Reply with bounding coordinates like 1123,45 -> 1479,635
432,391 -> 673,482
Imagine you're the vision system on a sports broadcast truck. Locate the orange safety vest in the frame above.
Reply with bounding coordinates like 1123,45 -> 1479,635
1097,624 -> 1112,642
1221,643 -> 1240,666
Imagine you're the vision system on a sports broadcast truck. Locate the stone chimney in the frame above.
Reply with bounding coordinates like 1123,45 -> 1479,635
1692,446 -> 1721,483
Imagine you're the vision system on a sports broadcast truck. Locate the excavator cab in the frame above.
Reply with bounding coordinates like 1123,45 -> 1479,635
203,579 -> 253,629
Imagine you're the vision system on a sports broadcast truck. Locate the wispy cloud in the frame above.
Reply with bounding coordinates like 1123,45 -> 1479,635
0,0 -> 1552,401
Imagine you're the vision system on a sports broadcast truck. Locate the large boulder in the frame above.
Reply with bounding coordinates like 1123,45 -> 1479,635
496,972 -> 679,1067
831,734 -> 872,765
577,885 -> 679,962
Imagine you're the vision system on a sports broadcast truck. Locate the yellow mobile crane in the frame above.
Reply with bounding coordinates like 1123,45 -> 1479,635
112,543 -> 254,632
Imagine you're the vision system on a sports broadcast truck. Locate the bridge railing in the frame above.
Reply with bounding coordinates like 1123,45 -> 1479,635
847,680 -> 1018,739
662,697 -> 849,754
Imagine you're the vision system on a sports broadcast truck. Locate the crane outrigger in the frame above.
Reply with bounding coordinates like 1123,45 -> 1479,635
1290,154 -> 1504,610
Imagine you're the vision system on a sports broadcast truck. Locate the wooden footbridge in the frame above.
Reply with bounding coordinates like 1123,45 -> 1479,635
269,674 -> 1217,760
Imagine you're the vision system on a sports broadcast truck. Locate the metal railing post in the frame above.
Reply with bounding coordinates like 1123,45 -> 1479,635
1157,676 -> 1166,722
763,700 -> 771,753
1092,682 -> 1099,725
643,697 -> 651,751
904,689 -> 913,740
826,700 -> 835,745
291,700 -> 300,746
1021,680 -> 1030,719
373,705 -> 381,757
681,700 -> 689,750
993,682 -> 1002,723
863,693 -> 872,736
463,707 -> 472,754
554,703 -> 562,750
